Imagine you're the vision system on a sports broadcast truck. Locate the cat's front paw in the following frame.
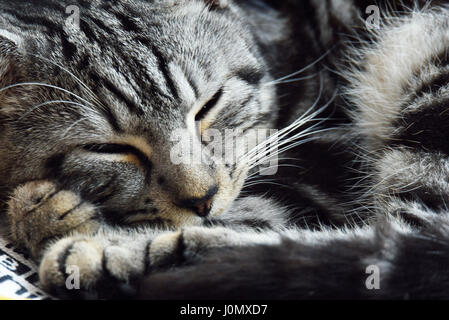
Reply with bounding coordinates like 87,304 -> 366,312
8,180 -> 101,258
38,226 -> 235,299
39,235 -> 143,299
38,231 -> 184,299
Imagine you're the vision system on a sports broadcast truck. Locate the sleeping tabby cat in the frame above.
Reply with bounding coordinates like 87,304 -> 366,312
1,0 -> 449,299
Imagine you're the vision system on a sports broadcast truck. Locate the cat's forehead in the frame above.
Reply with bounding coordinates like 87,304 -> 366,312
98,2 -> 253,66
64,2 -> 258,115
1,0 -> 264,138
58,2 -> 255,98
14,0 -> 254,74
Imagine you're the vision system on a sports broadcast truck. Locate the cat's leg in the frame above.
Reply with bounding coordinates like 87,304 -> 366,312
40,210 -> 449,299
138,211 -> 449,300
38,223 -> 285,298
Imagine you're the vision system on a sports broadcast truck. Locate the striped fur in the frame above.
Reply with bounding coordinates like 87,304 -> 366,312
3,0 -> 449,299
137,1 -> 449,299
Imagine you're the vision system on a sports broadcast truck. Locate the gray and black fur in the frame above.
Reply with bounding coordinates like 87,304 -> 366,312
2,0 -> 449,299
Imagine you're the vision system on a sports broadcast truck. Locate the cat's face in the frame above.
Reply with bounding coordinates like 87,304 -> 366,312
0,0 -> 277,227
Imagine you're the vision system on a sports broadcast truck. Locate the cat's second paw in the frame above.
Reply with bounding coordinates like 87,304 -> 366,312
8,180 -> 101,258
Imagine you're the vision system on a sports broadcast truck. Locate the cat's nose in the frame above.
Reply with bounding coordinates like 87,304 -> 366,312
194,198 -> 212,217
177,185 -> 218,217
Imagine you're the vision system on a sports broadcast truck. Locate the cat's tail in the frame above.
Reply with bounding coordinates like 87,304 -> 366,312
137,216 -> 449,300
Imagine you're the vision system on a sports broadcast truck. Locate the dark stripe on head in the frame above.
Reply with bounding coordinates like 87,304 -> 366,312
89,17 -> 114,35
133,36 -> 174,103
79,20 -> 98,42
4,10 -> 62,35
60,31 -> 77,60
229,163 -> 237,178
150,46 -> 180,100
99,105 -> 123,133
218,94 -> 257,127
77,54 -> 90,71
239,93 -> 255,109
235,67 -> 265,85
113,12 -> 142,33
93,73 -> 144,116
88,72 -> 135,127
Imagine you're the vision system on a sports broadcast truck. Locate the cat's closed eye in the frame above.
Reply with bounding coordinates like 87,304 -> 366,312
195,88 -> 223,122
84,143 -> 141,155
83,143 -> 152,169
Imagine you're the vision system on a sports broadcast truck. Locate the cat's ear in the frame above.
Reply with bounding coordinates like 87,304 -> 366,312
204,0 -> 229,9
0,30 -> 24,89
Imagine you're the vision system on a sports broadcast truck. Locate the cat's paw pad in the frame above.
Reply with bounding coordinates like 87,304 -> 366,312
8,180 -> 100,257
39,236 -> 139,299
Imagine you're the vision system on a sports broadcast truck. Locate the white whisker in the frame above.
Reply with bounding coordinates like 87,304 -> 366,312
0,82 -> 96,110
246,90 -> 337,168
265,47 -> 335,85
19,99 -> 94,120
241,75 -> 327,163
61,117 -> 88,139
26,53 -> 105,110
270,73 -> 319,85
